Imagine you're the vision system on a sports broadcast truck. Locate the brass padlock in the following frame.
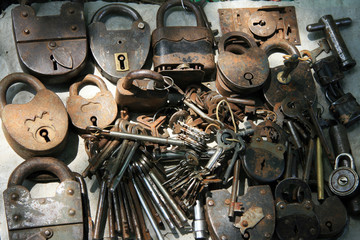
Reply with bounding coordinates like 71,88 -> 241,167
115,69 -> 168,112
0,73 -> 68,159
152,0 -> 215,89
67,74 -> 118,131
89,4 -> 151,83
3,157 -> 84,240
11,2 -> 87,84
216,31 -> 270,96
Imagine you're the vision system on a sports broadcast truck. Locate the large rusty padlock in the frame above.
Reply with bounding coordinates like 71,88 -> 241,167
3,157 -> 83,240
0,73 -> 68,159
152,0 -> 215,89
216,31 -> 270,96
89,4 -> 150,83
67,74 -> 118,131
11,1 -> 87,84
116,69 -> 168,112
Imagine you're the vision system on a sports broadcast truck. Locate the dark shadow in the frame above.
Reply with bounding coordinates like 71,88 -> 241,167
54,128 -> 80,166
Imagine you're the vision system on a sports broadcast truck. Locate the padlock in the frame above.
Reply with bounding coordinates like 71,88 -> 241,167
11,2 -> 87,84
3,157 -> 84,240
312,56 -> 344,86
152,0 -> 215,89
0,73 -> 68,159
116,69 -> 168,112
216,31 -> 270,96
89,4 -> 150,83
329,153 -> 359,197
275,178 -> 320,240
67,74 -> 118,131
329,92 -> 360,127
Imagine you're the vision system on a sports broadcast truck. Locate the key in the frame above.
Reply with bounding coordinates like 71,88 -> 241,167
112,190 -> 122,235
301,39 -> 330,63
94,181 -> 107,240
120,182 -> 135,237
117,185 -> 130,239
123,181 -> 142,240
107,190 -> 116,240
223,135 -> 245,184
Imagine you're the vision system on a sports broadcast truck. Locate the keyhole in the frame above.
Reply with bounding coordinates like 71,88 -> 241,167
90,116 -> 97,126
118,54 -> 126,70
293,224 -> 299,234
326,221 -> 333,232
287,101 -> 296,109
260,158 -> 266,170
244,72 -> 254,85
40,129 -> 50,142
50,55 -> 57,70
253,20 -> 266,26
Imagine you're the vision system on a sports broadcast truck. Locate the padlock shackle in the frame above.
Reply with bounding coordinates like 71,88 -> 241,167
122,69 -> 165,90
156,0 -> 205,28
91,4 -> 142,24
218,31 -> 257,53
7,157 -> 74,187
69,74 -> 109,96
0,73 -> 45,114
260,38 -> 300,57
334,153 -> 355,170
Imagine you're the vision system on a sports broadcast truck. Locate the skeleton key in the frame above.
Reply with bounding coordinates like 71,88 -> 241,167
223,136 -> 245,184
301,39 -> 330,63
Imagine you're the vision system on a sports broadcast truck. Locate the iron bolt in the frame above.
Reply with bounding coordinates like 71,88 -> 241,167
67,189 -> 74,195
24,29 -> 30,34
224,198 -> 230,205
69,209 -> 76,216
49,41 -> 56,48
220,235 -> 228,240
256,137 -> 261,142
13,215 -> 20,221
242,220 -> 248,227
71,25 -> 78,31
310,228 -> 317,235
265,232 -> 271,238
208,200 -> 214,206
279,203 -> 285,209
44,229 -> 53,237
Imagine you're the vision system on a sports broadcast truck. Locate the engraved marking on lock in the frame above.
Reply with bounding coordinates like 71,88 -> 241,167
80,102 -> 101,112
25,112 -> 56,143
115,53 -> 129,71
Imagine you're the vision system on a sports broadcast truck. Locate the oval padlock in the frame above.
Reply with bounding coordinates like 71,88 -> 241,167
67,74 -> 118,131
216,32 -> 270,96
329,153 -> 360,197
0,73 -> 68,159
89,4 -> 150,83
116,69 -> 168,112
3,157 -> 84,240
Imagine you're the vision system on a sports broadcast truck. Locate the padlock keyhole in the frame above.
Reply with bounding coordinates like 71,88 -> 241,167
40,129 -> 51,142
118,54 -> 126,70
244,72 -> 254,85
253,20 -> 266,27
326,221 -> 333,232
50,55 -> 58,70
91,116 -> 97,126
260,158 -> 266,170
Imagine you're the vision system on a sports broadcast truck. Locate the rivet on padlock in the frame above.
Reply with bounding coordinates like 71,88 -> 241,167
115,69 -> 169,112
89,4 -> 151,83
3,157 -> 84,240
0,73 -> 68,159
216,31 -> 270,96
67,74 -> 118,131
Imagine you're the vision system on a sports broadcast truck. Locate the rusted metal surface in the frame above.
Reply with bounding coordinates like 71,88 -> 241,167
89,4 -> 150,83
152,0 -> 215,88
116,69 -> 168,112
216,32 -> 270,96
11,2 -> 87,84
67,74 -> 118,131
3,157 -> 84,240
218,6 -> 300,45
0,73 -> 68,159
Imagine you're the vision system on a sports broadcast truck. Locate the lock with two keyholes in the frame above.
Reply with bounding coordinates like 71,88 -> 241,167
0,73 -> 68,159
67,74 -> 118,131
89,4 -> 151,83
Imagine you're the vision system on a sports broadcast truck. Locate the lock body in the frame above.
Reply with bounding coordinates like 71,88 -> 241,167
89,4 -> 150,83
116,70 -> 168,112
0,73 -> 68,158
3,157 -> 84,240
67,74 -> 118,131
11,2 -> 87,84
152,0 -> 215,89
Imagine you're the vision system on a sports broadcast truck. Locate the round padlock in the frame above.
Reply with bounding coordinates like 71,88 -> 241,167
67,74 -> 118,131
0,73 -> 68,159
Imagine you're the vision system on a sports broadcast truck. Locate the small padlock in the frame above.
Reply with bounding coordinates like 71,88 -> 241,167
152,0 -> 215,89
216,31 -> 270,96
0,73 -> 68,159
329,92 -> 360,127
116,69 -> 168,112
89,4 -> 150,83
3,157 -> 84,240
67,74 -> 118,131
11,2 -> 87,84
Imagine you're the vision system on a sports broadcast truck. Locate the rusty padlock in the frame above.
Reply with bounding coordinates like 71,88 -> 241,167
116,69 -> 168,112
3,157 -> 83,240
216,31 -> 270,96
152,0 -> 215,89
11,1 -> 87,84
0,73 -> 68,159
89,4 -> 150,83
67,74 -> 118,131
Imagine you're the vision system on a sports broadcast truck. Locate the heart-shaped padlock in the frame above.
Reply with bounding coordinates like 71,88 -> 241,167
0,73 -> 68,158
67,74 -> 118,131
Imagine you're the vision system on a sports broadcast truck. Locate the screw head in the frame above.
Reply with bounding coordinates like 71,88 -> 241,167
309,227 -> 317,235
220,235 -> 228,240
277,146 -> 283,151
71,25 -> 78,31
44,229 -> 53,237
138,22 -> 145,29
242,220 -> 248,227
208,200 -> 214,206
224,198 -> 231,205
67,189 -> 74,195
13,215 -> 20,221
68,209 -> 76,216
256,137 -> 261,142
49,41 -> 56,48
264,232 -> 271,238
260,189 -> 266,195
279,204 -> 285,209
68,8 -> 75,14
24,29 -> 30,34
